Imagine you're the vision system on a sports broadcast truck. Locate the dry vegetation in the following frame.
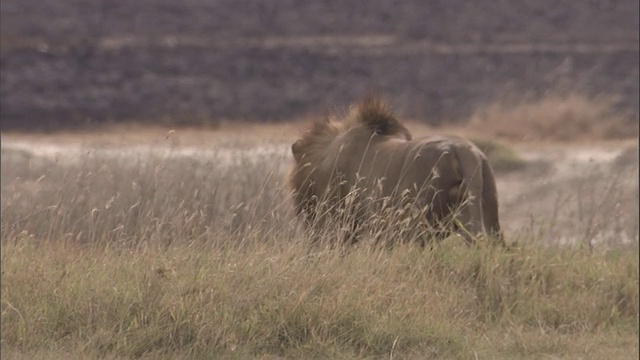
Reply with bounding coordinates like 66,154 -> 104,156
468,93 -> 638,142
2,111 -> 639,359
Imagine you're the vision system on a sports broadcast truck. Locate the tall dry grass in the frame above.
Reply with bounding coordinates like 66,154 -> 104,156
1,147 -> 292,248
469,93 -> 638,141
1,142 -> 638,359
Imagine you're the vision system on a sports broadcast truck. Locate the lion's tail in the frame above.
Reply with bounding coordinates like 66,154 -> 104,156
449,145 -> 485,243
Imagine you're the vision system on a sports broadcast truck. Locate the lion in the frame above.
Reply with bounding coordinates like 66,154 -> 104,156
288,97 -> 503,247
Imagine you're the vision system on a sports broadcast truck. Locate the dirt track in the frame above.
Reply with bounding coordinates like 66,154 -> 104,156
495,142 -> 638,246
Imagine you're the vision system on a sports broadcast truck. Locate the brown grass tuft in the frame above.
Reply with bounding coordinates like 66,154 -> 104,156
469,93 -> 638,141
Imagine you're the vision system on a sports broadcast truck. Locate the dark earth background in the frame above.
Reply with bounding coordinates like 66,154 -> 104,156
1,0 -> 638,131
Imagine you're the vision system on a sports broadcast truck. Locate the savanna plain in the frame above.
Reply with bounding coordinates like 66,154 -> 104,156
1,94 -> 639,359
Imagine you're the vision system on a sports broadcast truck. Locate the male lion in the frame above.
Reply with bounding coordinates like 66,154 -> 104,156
288,97 -> 503,247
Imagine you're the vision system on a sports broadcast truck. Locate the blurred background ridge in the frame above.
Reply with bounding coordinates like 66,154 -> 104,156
1,0 -> 638,131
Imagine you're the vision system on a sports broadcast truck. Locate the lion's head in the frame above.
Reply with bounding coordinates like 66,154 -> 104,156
290,96 -> 411,163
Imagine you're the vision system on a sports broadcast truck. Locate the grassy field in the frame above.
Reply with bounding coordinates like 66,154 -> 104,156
1,119 -> 638,359
2,234 -> 637,359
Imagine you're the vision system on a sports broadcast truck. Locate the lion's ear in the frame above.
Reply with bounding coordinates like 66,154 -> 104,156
292,140 -> 304,162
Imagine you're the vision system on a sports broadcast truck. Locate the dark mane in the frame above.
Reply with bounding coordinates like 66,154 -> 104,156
301,96 -> 411,145
293,96 -> 412,163
351,96 -> 412,140
292,115 -> 345,162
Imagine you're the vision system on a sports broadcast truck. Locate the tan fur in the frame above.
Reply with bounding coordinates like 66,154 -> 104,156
288,97 -> 503,246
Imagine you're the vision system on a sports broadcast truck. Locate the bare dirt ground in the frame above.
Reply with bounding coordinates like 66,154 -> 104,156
2,125 -> 638,247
